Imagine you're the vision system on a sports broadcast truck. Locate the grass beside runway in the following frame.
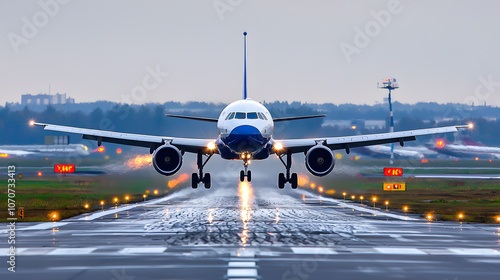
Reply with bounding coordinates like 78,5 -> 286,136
314,177 -> 500,223
348,158 -> 500,168
362,168 -> 500,175
0,175 -> 186,222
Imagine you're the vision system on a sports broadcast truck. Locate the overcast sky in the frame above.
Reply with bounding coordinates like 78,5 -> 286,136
1,0 -> 499,106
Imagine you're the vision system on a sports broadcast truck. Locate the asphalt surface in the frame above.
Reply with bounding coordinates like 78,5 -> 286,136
2,180 -> 500,280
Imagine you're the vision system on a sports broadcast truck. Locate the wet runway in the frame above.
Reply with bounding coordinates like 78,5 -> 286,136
2,180 -> 500,280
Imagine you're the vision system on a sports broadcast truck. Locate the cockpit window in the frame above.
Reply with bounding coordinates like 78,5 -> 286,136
247,112 -> 258,119
235,112 -> 246,119
259,112 -> 268,120
225,112 -> 235,120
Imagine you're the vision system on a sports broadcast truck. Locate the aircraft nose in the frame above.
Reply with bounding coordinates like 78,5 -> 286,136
225,125 -> 266,152
231,125 -> 260,137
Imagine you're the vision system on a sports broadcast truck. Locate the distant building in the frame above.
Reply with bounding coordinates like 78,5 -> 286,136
365,120 -> 387,130
21,93 -> 75,106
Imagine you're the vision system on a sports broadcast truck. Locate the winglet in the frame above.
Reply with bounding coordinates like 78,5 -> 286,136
32,122 -> 48,127
243,31 -> 248,100
456,124 -> 474,130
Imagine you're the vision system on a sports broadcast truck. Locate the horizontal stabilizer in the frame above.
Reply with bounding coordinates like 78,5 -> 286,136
273,114 -> 326,122
165,114 -> 218,122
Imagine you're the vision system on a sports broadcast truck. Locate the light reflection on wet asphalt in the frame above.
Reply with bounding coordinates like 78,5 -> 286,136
2,180 -> 500,280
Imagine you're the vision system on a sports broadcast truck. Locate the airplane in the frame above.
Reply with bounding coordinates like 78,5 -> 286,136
353,144 -> 438,159
429,135 -> 500,159
30,32 -> 469,189
0,144 -> 89,158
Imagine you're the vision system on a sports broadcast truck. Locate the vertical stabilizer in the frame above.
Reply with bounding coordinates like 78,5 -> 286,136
243,32 -> 248,99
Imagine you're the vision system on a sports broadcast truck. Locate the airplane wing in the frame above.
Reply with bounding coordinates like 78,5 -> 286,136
277,125 -> 468,154
165,114 -> 219,122
32,122 -> 215,154
273,115 -> 326,122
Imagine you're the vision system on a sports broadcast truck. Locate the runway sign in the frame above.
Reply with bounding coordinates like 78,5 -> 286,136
383,182 -> 406,191
18,207 -> 25,219
384,168 -> 403,176
54,164 -> 75,173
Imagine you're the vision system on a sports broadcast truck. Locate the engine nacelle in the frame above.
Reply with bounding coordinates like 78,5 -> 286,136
305,145 -> 335,177
152,144 -> 183,176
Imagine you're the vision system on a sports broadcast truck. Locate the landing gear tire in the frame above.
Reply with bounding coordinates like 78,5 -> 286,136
240,170 -> 245,182
203,173 -> 211,189
278,173 -> 286,189
291,173 -> 298,189
191,173 -> 199,189
247,170 -> 252,182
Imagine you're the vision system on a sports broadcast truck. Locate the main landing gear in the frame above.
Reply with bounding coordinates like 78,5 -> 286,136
239,152 -> 252,182
277,150 -> 298,189
192,151 -> 213,189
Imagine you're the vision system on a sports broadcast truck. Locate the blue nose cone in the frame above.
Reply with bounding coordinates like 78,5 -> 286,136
225,125 -> 267,153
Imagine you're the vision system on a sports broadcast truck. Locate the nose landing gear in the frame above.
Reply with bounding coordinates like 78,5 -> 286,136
239,152 -> 252,182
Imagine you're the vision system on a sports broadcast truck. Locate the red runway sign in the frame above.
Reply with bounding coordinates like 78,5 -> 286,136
54,164 -> 75,173
384,168 -> 403,176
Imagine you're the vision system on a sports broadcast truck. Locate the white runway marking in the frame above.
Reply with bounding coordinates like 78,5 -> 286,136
18,222 -> 68,231
118,247 -> 166,254
80,189 -> 189,221
15,189 -> 189,233
228,261 -> 257,268
47,248 -> 97,255
448,248 -> 500,256
374,247 -> 427,255
467,259 -> 500,263
227,249 -> 259,280
227,268 -> 258,277
291,247 -> 338,255
297,190 -> 418,221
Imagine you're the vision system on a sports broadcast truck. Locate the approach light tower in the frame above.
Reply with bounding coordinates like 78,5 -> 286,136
378,78 -> 399,164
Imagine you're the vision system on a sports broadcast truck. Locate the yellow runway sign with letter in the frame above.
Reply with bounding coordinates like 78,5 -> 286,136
383,183 -> 406,191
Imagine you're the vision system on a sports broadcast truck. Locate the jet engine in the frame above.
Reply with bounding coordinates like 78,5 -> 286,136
305,145 -> 335,177
152,145 -> 183,176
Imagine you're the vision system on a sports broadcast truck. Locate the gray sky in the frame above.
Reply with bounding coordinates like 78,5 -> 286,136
1,0 -> 499,106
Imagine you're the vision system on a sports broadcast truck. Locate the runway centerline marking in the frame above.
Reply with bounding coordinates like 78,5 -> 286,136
227,268 -> 258,277
228,262 -> 257,267
227,249 -> 259,280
